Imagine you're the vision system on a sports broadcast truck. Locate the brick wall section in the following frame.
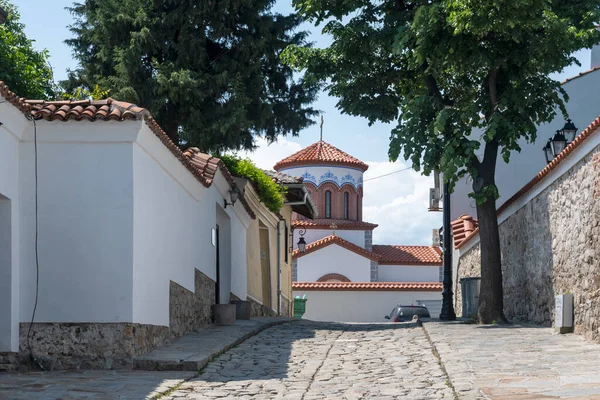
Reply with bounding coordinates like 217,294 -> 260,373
305,182 -> 362,221
456,146 -> 600,343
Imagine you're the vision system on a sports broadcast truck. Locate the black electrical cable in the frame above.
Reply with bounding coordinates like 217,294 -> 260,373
25,117 -> 43,370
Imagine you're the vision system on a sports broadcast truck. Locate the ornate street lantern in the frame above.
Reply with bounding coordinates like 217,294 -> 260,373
297,228 -> 307,253
550,130 -> 567,157
562,119 -> 578,143
543,140 -> 554,164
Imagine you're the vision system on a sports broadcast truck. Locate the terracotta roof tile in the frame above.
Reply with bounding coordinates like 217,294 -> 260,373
451,214 -> 478,248
274,140 -> 369,172
561,66 -> 600,84
182,147 -> 255,218
262,170 -> 304,185
292,235 -> 381,261
457,113 -> 600,249
371,245 -> 442,265
292,281 -> 443,291
0,81 -> 257,219
292,218 -> 378,230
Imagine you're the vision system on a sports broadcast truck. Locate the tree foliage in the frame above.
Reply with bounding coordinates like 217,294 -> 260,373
219,155 -> 286,213
0,0 -> 55,99
64,0 -> 319,152
283,0 -> 600,322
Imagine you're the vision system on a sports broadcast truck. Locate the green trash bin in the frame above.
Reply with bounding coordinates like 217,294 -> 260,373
293,298 -> 307,319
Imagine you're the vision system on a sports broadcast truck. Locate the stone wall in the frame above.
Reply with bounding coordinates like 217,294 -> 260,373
281,295 -> 292,317
456,146 -> 600,342
169,269 -> 216,337
19,322 -> 170,370
19,269 -> 216,370
247,296 -> 276,317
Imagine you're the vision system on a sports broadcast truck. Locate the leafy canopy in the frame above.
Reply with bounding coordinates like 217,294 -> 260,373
64,0 -> 319,152
219,155 -> 285,213
0,0 -> 55,99
283,0 -> 600,196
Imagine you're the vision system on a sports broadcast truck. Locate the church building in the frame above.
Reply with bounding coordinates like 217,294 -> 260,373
273,139 -> 444,321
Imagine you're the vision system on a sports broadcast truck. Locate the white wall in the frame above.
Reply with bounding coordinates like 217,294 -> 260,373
296,245 -> 371,282
0,102 -> 25,351
378,265 -> 440,282
292,290 -> 443,322
132,125 -> 250,325
293,228 -> 365,249
451,70 -> 600,220
19,121 -> 137,324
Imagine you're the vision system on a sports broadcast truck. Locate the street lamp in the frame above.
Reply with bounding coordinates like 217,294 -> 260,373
296,227 -> 307,253
223,185 -> 241,208
562,119 -> 578,143
550,130 -> 567,157
543,120 -> 578,164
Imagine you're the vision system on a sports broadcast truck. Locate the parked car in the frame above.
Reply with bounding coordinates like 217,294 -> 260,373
385,305 -> 430,322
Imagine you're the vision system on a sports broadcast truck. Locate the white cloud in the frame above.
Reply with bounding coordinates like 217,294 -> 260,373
235,136 -> 302,170
241,138 -> 441,246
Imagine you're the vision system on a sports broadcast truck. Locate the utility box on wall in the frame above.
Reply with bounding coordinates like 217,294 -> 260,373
555,294 -> 574,334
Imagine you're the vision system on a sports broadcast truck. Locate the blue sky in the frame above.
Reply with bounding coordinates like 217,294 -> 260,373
19,0 -> 593,245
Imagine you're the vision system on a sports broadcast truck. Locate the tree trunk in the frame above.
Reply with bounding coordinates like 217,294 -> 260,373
474,140 -> 508,324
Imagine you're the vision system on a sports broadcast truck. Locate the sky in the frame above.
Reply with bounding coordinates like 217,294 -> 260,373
18,1 -> 593,245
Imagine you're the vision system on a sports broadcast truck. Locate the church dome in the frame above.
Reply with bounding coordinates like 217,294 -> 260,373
273,140 -> 369,172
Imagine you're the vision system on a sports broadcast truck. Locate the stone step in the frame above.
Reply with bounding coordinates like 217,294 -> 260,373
133,317 -> 293,371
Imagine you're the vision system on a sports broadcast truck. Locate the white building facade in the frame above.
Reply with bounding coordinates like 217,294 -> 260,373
273,140 -> 444,321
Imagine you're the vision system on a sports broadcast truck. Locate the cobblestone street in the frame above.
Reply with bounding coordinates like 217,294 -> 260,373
166,321 -> 454,400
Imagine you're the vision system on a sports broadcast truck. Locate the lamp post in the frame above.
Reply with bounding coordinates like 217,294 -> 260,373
439,178 -> 456,321
543,120 -> 578,164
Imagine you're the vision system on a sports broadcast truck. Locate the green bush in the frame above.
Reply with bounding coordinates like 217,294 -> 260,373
219,155 -> 285,213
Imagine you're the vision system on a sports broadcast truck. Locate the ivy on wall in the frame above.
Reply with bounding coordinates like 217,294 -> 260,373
219,155 -> 285,213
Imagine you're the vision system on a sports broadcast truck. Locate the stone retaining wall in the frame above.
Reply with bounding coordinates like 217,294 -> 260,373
169,269 -> 216,337
20,269 -> 216,370
456,146 -> 600,342
247,296 -> 276,317
281,296 -> 291,317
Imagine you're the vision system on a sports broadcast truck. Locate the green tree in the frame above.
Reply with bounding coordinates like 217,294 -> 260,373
0,0 -> 55,99
64,0 -> 319,151
283,0 -> 600,323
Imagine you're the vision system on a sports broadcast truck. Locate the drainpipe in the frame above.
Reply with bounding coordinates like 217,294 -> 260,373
276,220 -> 282,316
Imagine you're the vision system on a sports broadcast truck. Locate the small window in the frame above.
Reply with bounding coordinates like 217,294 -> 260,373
344,192 -> 349,219
325,191 -> 331,218
356,194 -> 360,220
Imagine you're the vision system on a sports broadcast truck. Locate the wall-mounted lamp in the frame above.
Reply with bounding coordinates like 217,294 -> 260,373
297,227 -> 307,253
224,185 -> 241,208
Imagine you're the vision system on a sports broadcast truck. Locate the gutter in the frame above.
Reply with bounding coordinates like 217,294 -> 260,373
284,191 -> 309,206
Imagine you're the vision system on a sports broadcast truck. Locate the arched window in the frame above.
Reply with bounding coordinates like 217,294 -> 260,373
344,192 -> 349,219
356,194 -> 360,220
325,191 -> 331,218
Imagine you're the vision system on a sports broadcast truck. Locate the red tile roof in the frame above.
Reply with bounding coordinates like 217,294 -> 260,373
371,245 -> 442,266
292,218 -> 378,231
451,215 -> 479,248
182,148 -> 255,218
0,82 -> 257,219
561,66 -> 600,84
457,113 -> 600,249
292,235 -> 381,261
273,140 -> 369,172
292,281 -> 443,291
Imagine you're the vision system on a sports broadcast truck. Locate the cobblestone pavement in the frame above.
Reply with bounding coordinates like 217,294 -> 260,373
165,321 -> 455,400
425,321 -> 600,400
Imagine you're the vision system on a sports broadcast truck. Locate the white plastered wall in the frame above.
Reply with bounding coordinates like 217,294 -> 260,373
377,265 -> 441,282
296,245 -> 371,282
292,290 -> 442,322
0,102 -> 27,351
451,70 -> 600,220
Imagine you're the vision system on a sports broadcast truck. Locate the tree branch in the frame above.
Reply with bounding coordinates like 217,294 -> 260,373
422,63 -> 454,108
487,68 -> 498,120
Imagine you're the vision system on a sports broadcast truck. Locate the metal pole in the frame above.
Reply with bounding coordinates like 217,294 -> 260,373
439,180 -> 456,320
